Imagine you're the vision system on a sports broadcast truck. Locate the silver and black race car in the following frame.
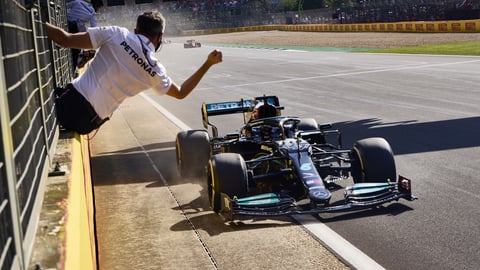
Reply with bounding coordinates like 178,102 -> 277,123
175,95 -> 416,221
184,39 -> 202,48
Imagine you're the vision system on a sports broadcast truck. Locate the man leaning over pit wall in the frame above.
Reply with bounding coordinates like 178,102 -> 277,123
47,11 -> 223,134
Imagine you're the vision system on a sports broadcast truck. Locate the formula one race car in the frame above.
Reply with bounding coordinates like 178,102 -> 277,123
175,95 -> 416,221
184,39 -> 202,48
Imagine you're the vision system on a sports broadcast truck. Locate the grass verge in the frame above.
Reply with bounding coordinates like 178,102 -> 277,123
363,40 -> 480,55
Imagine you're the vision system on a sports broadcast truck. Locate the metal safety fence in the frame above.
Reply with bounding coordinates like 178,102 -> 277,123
0,0 -> 72,269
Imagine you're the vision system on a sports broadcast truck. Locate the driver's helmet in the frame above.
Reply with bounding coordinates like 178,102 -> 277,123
250,101 -> 279,120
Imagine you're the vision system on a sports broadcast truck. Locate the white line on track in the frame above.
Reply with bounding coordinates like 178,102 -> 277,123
292,215 -> 385,270
140,93 -> 191,131
140,92 -> 385,270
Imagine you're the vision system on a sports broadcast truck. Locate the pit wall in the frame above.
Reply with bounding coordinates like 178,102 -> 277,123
63,133 -> 97,270
180,19 -> 480,36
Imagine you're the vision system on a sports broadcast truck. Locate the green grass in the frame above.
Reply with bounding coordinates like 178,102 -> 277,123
202,40 -> 480,55
363,40 -> 480,55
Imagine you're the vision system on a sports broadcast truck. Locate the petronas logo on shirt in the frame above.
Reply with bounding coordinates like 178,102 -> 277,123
120,41 -> 156,77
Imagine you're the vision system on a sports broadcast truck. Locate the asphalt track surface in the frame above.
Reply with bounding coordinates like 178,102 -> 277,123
90,42 -> 480,269
144,43 -> 480,270
91,94 -> 352,270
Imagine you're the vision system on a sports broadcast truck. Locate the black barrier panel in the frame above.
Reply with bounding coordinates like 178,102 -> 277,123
12,108 -> 45,197
0,0 -> 62,267
43,89 -> 58,148
0,133 -> 15,270
0,163 -> 7,204
19,140 -> 47,232
0,147 -> 15,270
1,1 -> 30,26
0,2 -> 20,269
2,26 -> 33,55
3,53 -> 35,90
5,58 -> 39,120
34,4 -> 59,147
11,104 -> 43,169
0,202 -> 16,270
0,0 -> 70,268
42,87 -> 58,148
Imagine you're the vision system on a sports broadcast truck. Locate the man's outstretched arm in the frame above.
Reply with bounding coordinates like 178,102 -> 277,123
166,49 -> 223,99
46,22 -> 93,49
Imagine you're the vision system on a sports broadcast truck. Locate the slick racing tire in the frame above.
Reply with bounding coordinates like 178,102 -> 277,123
297,118 -> 319,131
351,137 -> 397,183
208,153 -> 248,213
298,118 -> 326,144
176,130 -> 210,178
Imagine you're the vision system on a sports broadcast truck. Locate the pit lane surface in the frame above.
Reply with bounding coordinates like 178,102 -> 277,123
90,94 -> 349,270
146,43 -> 480,270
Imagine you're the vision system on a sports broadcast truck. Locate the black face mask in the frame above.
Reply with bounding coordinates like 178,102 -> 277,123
155,40 -> 161,52
155,33 -> 163,52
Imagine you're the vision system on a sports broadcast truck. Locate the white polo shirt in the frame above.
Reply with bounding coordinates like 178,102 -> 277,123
71,26 -> 172,119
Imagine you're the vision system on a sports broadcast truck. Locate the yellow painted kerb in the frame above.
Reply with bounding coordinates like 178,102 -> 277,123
63,133 -> 97,270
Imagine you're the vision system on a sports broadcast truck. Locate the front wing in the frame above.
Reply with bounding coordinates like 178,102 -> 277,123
218,176 -> 416,221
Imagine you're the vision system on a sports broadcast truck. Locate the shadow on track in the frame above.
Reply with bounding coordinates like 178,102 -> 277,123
315,203 -> 414,223
333,116 -> 480,155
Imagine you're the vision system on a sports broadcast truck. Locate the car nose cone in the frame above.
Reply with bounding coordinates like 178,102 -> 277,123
309,187 -> 331,203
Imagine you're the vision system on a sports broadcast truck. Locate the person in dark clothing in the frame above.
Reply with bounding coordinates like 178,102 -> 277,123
66,0 -> 98,72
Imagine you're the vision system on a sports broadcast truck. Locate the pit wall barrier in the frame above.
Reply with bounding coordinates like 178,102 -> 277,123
180,19 -> 480,36
0,0 -> 75,269
63,133 -> 97,270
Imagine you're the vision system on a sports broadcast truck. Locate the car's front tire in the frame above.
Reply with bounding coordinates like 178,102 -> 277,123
350,137 -> 397,183
208,153 -> 248,213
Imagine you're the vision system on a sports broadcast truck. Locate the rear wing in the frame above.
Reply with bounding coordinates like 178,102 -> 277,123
202,95 -> 281,137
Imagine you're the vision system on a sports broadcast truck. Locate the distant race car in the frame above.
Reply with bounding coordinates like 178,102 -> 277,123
175,95 -> 416,221
184,39 -> 202,48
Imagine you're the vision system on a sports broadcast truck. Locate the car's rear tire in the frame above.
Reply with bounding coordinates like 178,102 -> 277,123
297,118 -> 319,131
208,153 -> 248,213
351,137 -> 397,183
298,118 -> 326,144
176,130 -> 210,178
